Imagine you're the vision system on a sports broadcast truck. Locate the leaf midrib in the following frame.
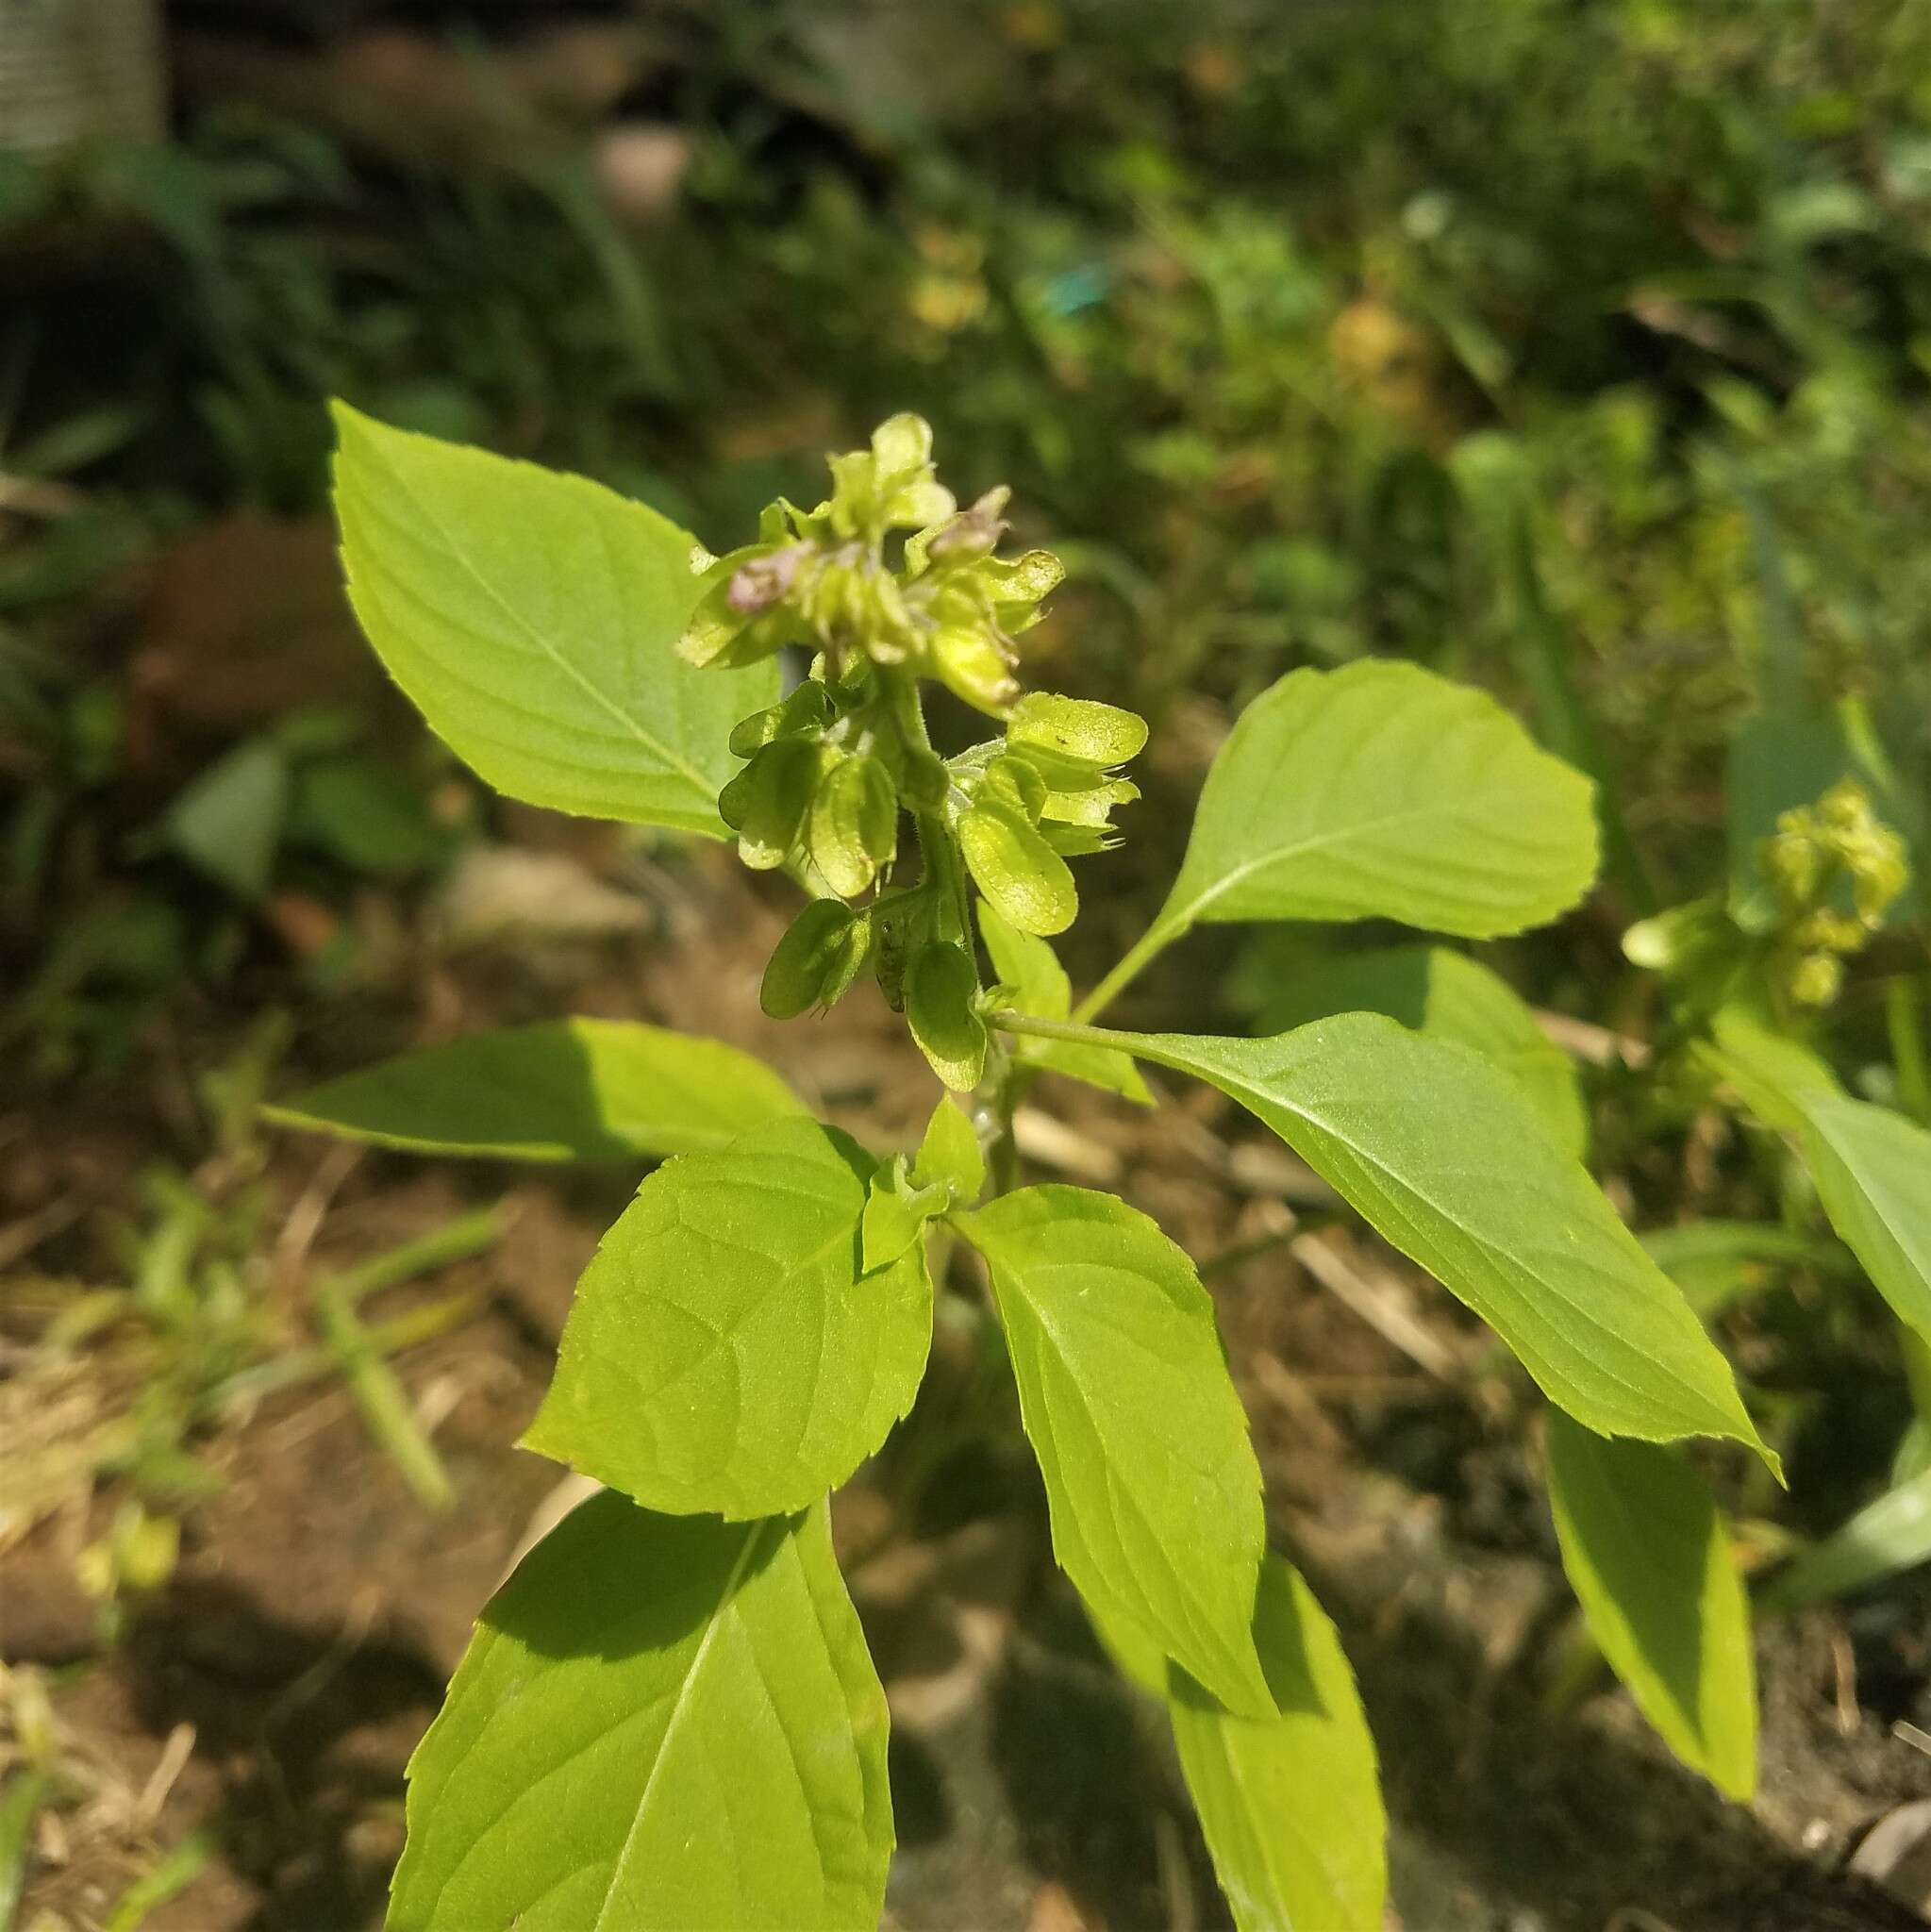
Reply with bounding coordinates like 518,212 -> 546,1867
591,1516 -> 774,1929
1152,1039 -> 1738,1435
367,437 -> 714,802
1164,791 -> 1560,942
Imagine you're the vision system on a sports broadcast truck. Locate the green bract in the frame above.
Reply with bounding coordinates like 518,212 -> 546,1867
294,408 -> 1788,1931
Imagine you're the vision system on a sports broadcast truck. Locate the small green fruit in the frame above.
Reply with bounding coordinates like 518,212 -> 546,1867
721,740 -> 824,870
809,753 -> 899,899
1007,691 -> 1148,767
906,941 -> 988,1090
761,899 -> 873,1018
959,801 -> 1078,937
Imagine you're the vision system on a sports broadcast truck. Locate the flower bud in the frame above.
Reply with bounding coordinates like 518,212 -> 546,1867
761,899 -> 873,1018
1787,951 -> 1843,1008
727,541 -> 810,614
916,487 -> 1012,568
826,415 -> 957,543
929,618 -> 1020,716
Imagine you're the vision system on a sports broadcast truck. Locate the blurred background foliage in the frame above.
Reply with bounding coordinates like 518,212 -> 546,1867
6,0 -> 1931,1056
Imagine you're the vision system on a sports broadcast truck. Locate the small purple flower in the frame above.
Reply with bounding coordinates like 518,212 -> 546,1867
727,542 -> 810,614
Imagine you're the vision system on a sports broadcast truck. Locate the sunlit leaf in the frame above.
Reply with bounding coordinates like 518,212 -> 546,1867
1095,1556 -> 1387,1932
1100,1016 -> 1773,1465
266,1020 -> 805,1162
389,1493 -> 892,1930
524,1117 -> 931,1518
332,403 -> 774,835
913,1094 -> 986,1203
1152,660 -> 1597,948
980,900 -> 1152,1105
957,1185 -> 1273,1717
1544,1412 -> 1756,1798
1240,941 -> 1586,1157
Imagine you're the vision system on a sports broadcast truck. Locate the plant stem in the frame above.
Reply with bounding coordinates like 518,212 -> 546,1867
883,670 -> 974,950
994,1008 -> 1145,1056
1888,975 -> 1930,1124
1071,915 -> 1183,1024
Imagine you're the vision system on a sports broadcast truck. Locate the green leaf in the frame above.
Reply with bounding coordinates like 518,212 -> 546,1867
1240,941 -> 1586,1158
1106,1016 -> 1773,1466
1544,1412 -> 1756,1799
1090,1556 -> 1386,1932
389,1493 -> 892,1931
979,901 -> 1152,1105
286,752 -> 457,877
1758,1463 -> 1931,1614
1180,1561 -> 1384,1932
266,1020 -> 805,1162
1154,660 -> 1598,947
859,1173 -> 939,1274
331,403 -> 774,836
1640,1220 -> 1853,1317
163,737 -> 290,901
955,1186 -> 1273,1717
524,1117 -> 932,1518
1709,1011 -> 1931,1346
0,1765 -> 45,1929
913,1095 -> 986,1204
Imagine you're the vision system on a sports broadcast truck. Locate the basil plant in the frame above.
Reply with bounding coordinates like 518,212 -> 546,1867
273,408 -> 1777,1930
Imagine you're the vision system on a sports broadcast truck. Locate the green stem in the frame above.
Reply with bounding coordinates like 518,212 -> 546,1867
995,1008 -> 1145,1056
1071,914 -> 1185,1024
1888,975 -> 1930,1124
883,670 -> 974,950
1902,1323 -> 1931,1425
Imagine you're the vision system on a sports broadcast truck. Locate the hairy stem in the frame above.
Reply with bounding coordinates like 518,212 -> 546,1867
883,670 -> 974,952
